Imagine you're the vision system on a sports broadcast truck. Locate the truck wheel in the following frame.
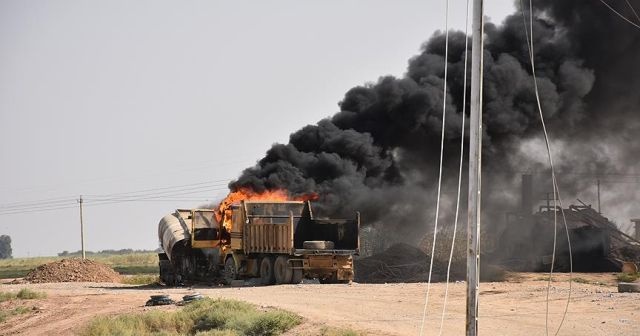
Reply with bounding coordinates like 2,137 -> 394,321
223,257 -> 237,285
290,269 -> 303,284
289,259 -> 303,284
260,257 -> 276,285
274,256 -> 292,284
302,240 -> 335,250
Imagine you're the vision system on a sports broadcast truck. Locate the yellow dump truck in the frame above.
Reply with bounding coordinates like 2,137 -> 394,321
158,201 -> 360,285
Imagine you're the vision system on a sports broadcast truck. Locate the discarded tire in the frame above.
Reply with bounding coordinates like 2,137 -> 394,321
145,295 -> 175,306
182,293 -> 204,302
618,282 -> 640,293
303,241 -> 335,250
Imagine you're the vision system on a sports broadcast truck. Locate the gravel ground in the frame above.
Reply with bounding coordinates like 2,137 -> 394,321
0,273 -> 638,335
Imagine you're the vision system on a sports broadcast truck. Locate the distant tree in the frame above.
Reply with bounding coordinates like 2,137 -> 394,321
0,235 -> 12,259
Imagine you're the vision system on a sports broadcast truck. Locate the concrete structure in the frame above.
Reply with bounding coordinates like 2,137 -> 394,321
631,219 -> 640,241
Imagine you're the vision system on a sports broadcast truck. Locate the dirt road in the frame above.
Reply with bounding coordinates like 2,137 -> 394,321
1,273 -> 638,335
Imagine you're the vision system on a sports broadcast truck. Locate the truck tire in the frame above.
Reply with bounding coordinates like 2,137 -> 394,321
290,268 -> 303,284
223,257 -> 238,285
274,256 -> 293,284
260,257 -> 276,285
303,240 -> 335,250
159,260 -> 175,286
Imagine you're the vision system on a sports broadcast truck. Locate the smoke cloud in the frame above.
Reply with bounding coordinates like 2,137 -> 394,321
230,1 -> 640,244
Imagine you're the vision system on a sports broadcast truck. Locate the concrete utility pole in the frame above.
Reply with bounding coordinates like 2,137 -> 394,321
79,195 -> 86,260
631,219 -> 640,241
466,0 -> 484,335
596,179 -> 601,214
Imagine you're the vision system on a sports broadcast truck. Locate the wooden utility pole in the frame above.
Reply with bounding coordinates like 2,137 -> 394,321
466,0 -> 484,335
79,195 -> 86,260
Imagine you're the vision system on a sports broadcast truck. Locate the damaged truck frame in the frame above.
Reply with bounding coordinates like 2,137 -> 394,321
158,201 -> 360,285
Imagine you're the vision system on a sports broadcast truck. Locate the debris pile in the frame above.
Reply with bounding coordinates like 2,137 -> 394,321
354,243 -> 506,283
24,258 -> 122,283
355,243 -> 441,283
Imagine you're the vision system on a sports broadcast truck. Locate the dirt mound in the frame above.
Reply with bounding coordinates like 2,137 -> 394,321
24,258 -> 122,283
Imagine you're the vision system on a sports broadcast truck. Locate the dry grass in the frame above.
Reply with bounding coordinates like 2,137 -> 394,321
0,306 -> 33,323
318,326 -> 365,336
80,298 -> 301,336
0,288 -> 47,302
121,274 -> 159,285
617,272 -> 640,283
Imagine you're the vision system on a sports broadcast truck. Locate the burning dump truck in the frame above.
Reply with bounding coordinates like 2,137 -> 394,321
157,196 -> 360,285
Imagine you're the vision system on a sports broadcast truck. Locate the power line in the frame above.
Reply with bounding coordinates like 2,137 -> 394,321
521,1 -> 573,335
0,180 -> 232,215
85,184 -> 227,202
419,0 -> 452,333
439,0 -> 471,334
599,0 -> 640,29
0,196 -> 78,209
84,179 -> 230,198
0,180 -> 231,212
625,0 -> 640,23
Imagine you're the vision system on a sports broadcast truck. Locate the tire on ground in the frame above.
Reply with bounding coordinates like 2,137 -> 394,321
260,256 -> 276,285
274,256 -> 293,284
618,282 -> 640,293
302,240 -> 335,250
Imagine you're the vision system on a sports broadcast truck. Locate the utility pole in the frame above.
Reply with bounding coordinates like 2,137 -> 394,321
596,179 -> 601,214
466,0 -> 484,335
78,195 -> 86,260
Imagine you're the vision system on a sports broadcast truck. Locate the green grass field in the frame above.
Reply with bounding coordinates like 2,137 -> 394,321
0,252 -> 159,279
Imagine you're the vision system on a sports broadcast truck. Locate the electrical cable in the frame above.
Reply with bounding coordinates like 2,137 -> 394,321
0,180 -> 232,215
82,186 -> 228,206
438,0 -> 470,334
0,196 -> 77,209
419,0 -> 450,334
84,179 -> 230,198
599,0 -> 640,29
0,180 -> 230,212
625,0 -> 640,23
86,184 -> 227,202
520,2 -> 574,336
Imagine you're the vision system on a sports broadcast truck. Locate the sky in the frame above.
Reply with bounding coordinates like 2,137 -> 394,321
0,0 -> 515,257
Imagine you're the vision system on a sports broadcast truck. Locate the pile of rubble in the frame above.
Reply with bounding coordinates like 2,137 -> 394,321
354,243 -> 505,283
355,243 -> 442,283
24,258 -> 122,283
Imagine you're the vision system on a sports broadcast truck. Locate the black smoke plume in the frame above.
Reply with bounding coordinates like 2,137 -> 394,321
230,1 -> 640,245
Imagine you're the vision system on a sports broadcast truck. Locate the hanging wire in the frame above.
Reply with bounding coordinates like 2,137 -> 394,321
520,1 -> 573,335
625,0 -> 640,23
437,0 -> 471,334
419,0 -> 451,334
420,0 -> 449,336
599,0 -> 640,29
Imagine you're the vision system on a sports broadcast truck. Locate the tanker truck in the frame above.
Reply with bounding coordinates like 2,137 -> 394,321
157,200 -> 360,285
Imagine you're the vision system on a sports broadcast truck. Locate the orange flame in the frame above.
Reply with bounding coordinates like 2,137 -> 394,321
215,187 -> 319,229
